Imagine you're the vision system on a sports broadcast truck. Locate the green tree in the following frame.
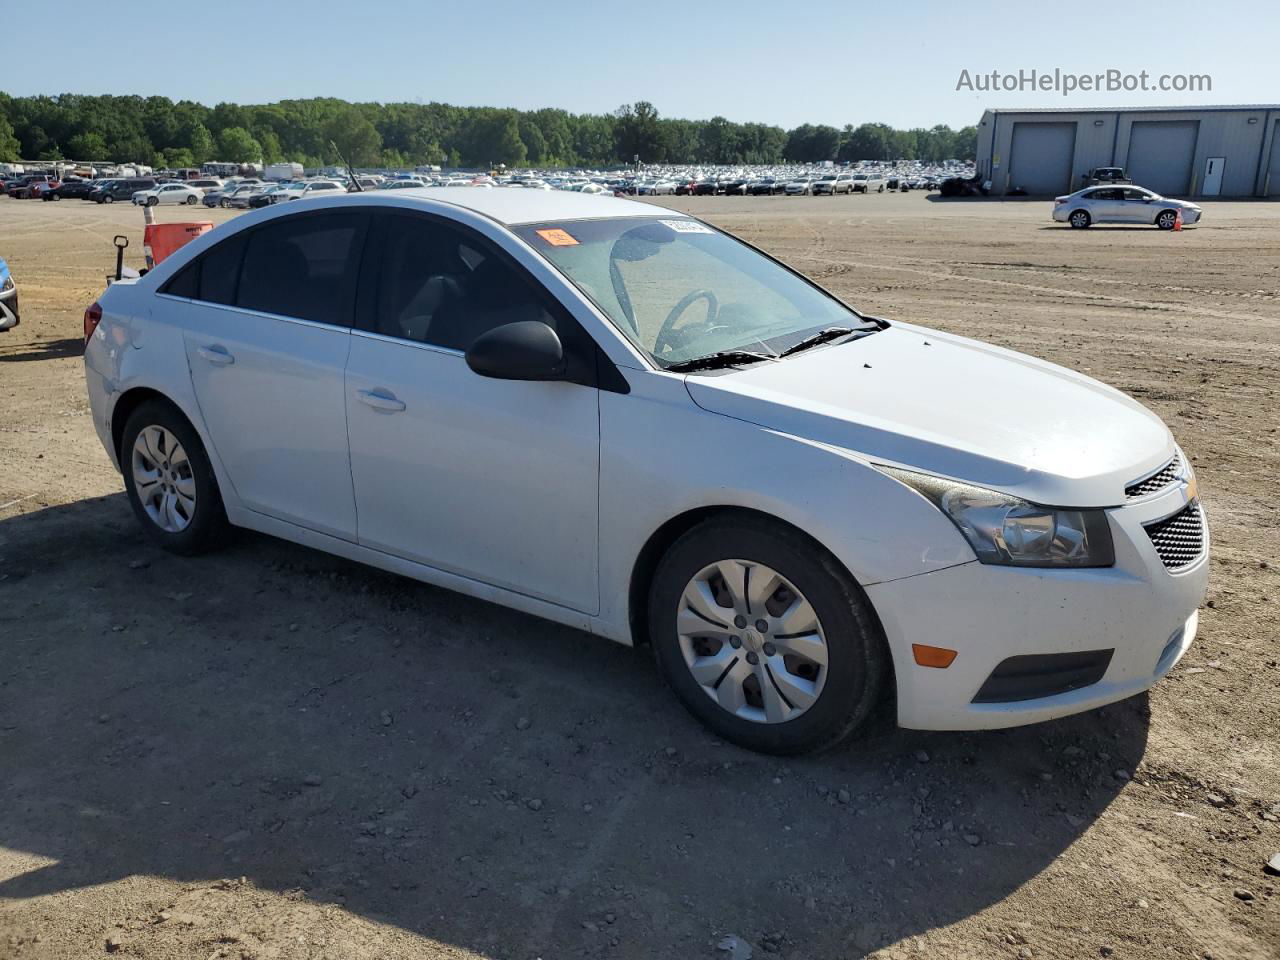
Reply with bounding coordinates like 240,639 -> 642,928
1,114 -> 25,161
323,104 -> 382,166
614,101 -> 666,163
67,131 -> 109,159
217,126 -> 262,162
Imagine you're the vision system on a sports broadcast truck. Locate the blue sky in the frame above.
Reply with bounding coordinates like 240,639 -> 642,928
5,0 -> 1276,129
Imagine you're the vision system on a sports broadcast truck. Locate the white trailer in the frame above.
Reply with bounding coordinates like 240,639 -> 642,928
264,162 -> 305,181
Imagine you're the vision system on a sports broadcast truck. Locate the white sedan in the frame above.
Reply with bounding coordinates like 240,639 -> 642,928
132,183 -> 203,206
82,189 -> 1207,754
1054,185 -> 1202,229
291,180 -> 347,200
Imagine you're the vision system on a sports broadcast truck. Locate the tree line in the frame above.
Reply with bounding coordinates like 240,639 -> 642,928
0,93 -> 977,169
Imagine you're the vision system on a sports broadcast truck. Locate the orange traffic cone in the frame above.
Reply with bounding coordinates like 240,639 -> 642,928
1173,209 -> 1183,231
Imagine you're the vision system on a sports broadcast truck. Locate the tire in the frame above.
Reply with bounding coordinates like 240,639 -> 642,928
120,399 -> 230,556
186,194 -> 197,205
103,194 -> 114,204
219,198 -> 229,208
878,184 -> 885,193
1156,209 -> 1178,230
1069,209 -> 1091,228
648,516 -> 888,755
146,196 -> 158,207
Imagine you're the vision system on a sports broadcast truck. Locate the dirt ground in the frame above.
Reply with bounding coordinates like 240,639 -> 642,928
0,191 -> 1277,960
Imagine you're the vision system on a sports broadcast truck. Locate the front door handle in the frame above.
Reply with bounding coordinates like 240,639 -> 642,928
356,389 -> 406,413
197,345 -> 234,365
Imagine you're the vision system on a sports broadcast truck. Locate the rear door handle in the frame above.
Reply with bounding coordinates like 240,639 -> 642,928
197,345 -> 234,365
356,389 -> 406,413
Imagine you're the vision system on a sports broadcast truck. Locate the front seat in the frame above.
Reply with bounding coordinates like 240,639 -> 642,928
427,258 -> 552,352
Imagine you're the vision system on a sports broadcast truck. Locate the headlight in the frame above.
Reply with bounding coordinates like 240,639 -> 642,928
1,275 -> 13,293
880,467 -> 1115,568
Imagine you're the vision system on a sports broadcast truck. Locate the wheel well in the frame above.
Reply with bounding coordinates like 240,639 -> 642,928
110,387 -> 175,464
627,506 -> 874,642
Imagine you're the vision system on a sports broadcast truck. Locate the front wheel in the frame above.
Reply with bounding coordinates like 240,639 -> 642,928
121,400 -> 230,555
146,196 -> 158,207
1156,209 -> 1178,230
185,194 -> 198,205
1069,209 -> 1091,228
649,517 -> 888,755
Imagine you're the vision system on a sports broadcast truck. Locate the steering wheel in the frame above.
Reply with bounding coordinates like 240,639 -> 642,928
653,289 -> 720,357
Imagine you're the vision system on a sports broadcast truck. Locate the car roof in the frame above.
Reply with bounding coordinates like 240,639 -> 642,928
337,187 -> 669,225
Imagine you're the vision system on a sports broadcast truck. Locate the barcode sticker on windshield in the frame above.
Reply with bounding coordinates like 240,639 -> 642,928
535,228 -> 579,246
661,219 -> 713,234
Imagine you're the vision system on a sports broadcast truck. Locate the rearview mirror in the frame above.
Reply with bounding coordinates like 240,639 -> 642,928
466,321 -> 566,381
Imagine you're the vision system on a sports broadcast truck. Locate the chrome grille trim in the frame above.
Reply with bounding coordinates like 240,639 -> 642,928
1144,499 -> 1205,571
1126,453 -> 1182,500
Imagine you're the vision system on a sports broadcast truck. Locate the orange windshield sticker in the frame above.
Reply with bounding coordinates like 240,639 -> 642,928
535,228 -> 579,246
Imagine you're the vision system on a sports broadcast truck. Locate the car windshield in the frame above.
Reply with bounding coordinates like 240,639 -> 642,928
513,217 -> 869,367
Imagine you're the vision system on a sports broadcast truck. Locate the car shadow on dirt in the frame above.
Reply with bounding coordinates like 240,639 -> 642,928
0,336 -> 84,363
0,494 -> 1149,958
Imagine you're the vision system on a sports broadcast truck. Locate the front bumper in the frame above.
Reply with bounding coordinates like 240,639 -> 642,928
0,288 -> 18,331
866,480 -> 1209,730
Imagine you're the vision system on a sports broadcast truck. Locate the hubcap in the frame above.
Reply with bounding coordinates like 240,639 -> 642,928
677,560 -> 828,724
131,425 -> 196,533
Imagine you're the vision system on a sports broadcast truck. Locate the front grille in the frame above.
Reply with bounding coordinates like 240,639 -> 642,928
1126,454 -> 1182,499
1145,500 -> 1205,570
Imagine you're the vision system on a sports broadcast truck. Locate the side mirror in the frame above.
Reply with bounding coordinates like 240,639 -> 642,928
466,321 -> 566,382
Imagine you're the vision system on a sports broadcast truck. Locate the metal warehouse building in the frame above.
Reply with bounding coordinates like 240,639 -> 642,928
975,105 -> 1280,198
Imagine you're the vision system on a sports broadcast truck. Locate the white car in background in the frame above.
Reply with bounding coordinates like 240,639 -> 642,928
1054,186 -> 1202,229
289,180 -> 346,200
851,173 -> 886,193
188,178 -> 224,196
82,189 -> 1207,755
132,183 -> 203,206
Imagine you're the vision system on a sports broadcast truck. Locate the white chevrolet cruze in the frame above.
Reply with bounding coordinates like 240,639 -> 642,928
83,189 -> 1208,754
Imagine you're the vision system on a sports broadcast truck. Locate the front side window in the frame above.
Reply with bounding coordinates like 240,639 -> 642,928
237,212 -> 366,326
513,217 -> 869,367
372,214 -> 560,351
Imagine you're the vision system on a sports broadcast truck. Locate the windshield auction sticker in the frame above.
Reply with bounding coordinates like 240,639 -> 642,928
535,228 -> 579,246
661,219 -> 714,234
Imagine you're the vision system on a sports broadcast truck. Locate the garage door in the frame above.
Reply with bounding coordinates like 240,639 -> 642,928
1267,127 -> 1280,196
1127,121 -> 1198,196
1007,122 -> 1076,195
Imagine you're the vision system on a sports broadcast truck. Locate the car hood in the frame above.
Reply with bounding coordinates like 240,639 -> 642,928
683,323 -> 1174,507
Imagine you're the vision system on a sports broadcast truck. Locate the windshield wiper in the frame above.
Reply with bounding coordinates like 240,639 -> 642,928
778,325 -> 875,358
664,350 -> 779,373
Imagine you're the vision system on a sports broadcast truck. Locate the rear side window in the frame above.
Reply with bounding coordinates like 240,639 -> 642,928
236,212 -> 366,326
199,231 -> 247,304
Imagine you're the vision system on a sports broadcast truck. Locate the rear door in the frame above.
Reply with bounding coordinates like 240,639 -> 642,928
169,210 -> 369,539
1085,188 -> 1125,221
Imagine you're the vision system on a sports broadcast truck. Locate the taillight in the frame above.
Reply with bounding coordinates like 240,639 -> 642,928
83,301 -> 103,343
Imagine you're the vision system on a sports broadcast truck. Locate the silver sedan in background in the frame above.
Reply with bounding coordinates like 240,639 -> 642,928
1054,185 -> 1202,229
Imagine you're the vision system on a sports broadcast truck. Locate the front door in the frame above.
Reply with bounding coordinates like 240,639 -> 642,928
178,210 -> 368,540
344,212 -> 601,612
1202,157 -> 1225,197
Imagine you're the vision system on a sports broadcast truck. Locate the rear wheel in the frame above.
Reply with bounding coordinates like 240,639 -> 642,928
121,400 -> 229,555
103,194 -> 114,204
649,517 -> 887,755
1069,209 -> 1091,228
